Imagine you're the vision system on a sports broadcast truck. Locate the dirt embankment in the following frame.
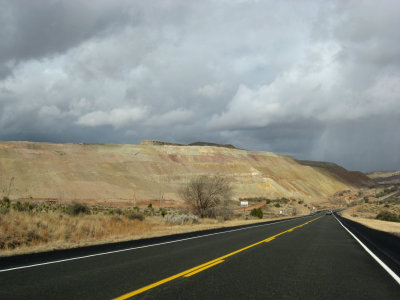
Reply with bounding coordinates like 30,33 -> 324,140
0,141 -> 368,206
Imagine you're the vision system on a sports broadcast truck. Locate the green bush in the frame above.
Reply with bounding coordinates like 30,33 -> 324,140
1,196 -> 10,207
11,201 -> 23,211
364,196 -> 369,203
66,202 -> 90,215
106,209 -> 115,215
274,203 -> 280,208
159,208 -> 167,217
22,201 -> 35,212
250,208 -> 263,219
376,211 -> 400,222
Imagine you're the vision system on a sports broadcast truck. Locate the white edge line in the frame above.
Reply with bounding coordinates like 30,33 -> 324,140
334,214 -> 400,285
0,214 -> 313,273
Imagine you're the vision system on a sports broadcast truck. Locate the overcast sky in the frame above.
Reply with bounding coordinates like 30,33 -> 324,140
1,0 -> 399,172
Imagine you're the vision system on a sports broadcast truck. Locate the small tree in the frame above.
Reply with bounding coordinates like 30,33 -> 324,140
180,176 -> 232,218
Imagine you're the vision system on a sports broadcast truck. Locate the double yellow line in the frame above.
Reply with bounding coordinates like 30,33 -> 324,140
113,216 -> 321,299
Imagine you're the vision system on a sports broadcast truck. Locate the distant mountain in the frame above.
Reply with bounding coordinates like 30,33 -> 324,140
366,171 -> 400,185
0,141 -> 372,205
297,160 -> 374,187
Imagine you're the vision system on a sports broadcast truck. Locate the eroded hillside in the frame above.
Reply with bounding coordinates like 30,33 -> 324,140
0,141 -> 372,206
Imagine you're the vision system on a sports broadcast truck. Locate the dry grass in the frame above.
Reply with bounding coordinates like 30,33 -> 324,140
0,210 -> 301,257
0,211 -> 152,256
341,210 -> 400,237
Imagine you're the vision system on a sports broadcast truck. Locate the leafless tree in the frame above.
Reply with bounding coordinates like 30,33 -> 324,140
180,175 -> 232,218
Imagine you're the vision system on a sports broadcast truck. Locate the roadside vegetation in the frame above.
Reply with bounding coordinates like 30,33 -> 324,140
375,211 -> 400,222
0,194 -> 302,256
338,185 -> 400,236
0,196 -> 152,252
0,177 -> 315,256
250,208 -> 263,219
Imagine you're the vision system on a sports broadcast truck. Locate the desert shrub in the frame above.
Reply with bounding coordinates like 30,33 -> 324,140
266,199 -> 271,204
1,196 -> 10,207
164,213 -> 199,225
240,197 -> 270,203
159,208 -> 167,217
11,201 -> 23,211
66,202 -> 90,216
298,200 -> 304,204
280,198 -> 289,204
364,196 -> 369,203
22,201 -> 36,212
125,211 -> 145,221
376,211 -> 400,222
0,197 -> 10,214
144,207 -> 155,216
0,206 -> 9,214
105,209 -> 115,215
274,203 -> 280,208
250,208 -> 263,219
375,187 -> 397,198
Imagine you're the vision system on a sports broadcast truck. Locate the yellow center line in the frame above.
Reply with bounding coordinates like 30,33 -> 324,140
184,260 -> 225,277
113,216 -> 321,300
264,237 -> 276,243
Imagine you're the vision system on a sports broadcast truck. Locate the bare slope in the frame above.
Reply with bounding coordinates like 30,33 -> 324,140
0,141 -> 368,205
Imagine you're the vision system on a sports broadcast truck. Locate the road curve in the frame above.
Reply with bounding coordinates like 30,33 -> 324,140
0,213 -> 399,299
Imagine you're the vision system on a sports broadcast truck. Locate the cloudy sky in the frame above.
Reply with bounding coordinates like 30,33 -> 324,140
1,0 -> 399,172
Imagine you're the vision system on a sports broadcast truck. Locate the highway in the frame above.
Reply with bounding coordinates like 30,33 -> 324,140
0,213 -> 399,299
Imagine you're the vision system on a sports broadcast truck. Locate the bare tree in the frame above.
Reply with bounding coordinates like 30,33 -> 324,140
180,175 -> 232,218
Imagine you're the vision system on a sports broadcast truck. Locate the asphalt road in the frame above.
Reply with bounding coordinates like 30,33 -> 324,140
0,213 -> 399,299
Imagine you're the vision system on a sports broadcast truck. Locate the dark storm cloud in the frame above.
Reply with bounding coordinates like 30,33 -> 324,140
0,0 -> 399,171
0,0 -> 130,64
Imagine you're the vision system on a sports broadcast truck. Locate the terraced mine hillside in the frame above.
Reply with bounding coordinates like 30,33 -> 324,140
0,141 -> 373,206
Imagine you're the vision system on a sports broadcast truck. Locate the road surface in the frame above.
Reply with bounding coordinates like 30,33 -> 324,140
0,213 -> 399,299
